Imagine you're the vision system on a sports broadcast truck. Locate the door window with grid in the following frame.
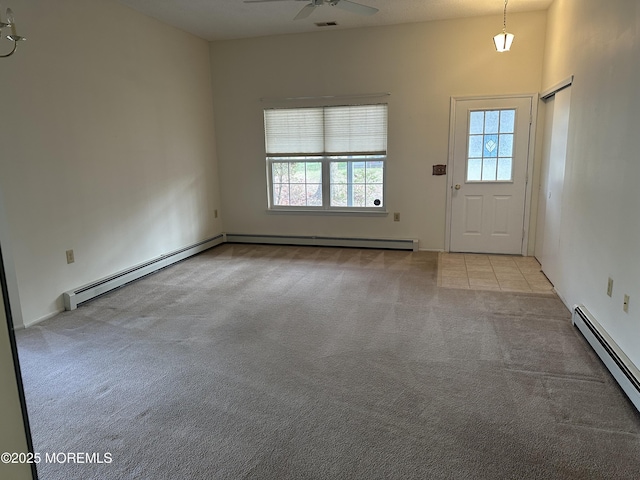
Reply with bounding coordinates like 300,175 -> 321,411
467,109 -> 515,182
264,104 -> 387,211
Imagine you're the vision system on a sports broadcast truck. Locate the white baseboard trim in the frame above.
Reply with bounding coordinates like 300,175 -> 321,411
21,309 -> 65,329
55,232 -> 416,318
63,234 -> 225,311
225,233 -> 418,251
573,305 -> 640,412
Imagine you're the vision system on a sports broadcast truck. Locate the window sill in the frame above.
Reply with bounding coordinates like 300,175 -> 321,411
266,209 -> 388,217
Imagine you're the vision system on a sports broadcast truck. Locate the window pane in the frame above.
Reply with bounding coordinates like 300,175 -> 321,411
468,135 -> 483,157
352,184 -> 366,207
331,184 -> 348,206
307,184 -> 323,206
366,184 -> 383,207
466,108 -> 517,184
485,111 -> 499,134
352,162 -> 366,183
467,158 -> 482,181
482,158 -> 497,181
483,135 -> 498,157
272,183 -> 290,206
270,160 -> 324,207
499,110 -> 515,133
329,157 -> 385,208
469,111 -> 484,134
289,184 -> 306,206
497,158 -> 512,181
331,162 -> 347,184
498,134 -> 513,157
365,161 -> 383,183
272,162 -> 289,184
290,162 -> 306,183
306,162 -> 322,183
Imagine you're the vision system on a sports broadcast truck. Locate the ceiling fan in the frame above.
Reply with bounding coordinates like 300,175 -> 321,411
244,0 -> 379,21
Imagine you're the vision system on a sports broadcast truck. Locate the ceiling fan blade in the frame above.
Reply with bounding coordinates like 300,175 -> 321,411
294,4 -> 316,20
332,0 -> 378,16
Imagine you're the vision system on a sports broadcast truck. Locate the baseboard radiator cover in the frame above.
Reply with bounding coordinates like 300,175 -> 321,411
63,234 -> 225,311
225,234 -> 419,251
573,305 -> 640,412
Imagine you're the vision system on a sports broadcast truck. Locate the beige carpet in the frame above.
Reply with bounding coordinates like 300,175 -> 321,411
15,244 -> 640,479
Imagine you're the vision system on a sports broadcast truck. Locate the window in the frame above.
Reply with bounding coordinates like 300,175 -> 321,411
264,104 -> 388,211
467,109 -> 515,182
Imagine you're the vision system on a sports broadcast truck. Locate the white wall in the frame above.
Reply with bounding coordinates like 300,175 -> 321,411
0,0 -> 221,325
541,0 -> 640,365
209,12 -> 547,251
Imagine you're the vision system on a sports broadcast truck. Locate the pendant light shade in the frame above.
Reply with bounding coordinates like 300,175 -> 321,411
493,0 -> 514,52
493,31 -> 515,52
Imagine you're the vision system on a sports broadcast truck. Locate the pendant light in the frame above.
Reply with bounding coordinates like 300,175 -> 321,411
493,0 -> 514,52
0,4 -> 26,58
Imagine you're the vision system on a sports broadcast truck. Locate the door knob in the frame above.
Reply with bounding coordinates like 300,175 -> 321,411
454,184 -> 461,190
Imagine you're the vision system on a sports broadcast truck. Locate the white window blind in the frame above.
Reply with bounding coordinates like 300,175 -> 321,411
264,104 -> 387,156
264,107 -> 324,155
324,105 -> 387,154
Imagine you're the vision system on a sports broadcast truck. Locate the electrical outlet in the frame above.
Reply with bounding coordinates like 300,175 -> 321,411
214,209 -> 218,219
623,294 -> 630,313
66,249 -> 75,264
393,212 -> 400,222
607,277 -> 613,297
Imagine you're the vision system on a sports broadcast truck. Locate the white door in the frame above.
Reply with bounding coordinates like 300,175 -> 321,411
535,86 -> 571,285
449,97 -> 533,254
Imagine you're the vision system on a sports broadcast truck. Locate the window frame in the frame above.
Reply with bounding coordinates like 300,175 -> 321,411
263,104 -> 388,214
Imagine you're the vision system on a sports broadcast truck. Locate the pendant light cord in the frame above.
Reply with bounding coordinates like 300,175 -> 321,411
503,0 -> 509,33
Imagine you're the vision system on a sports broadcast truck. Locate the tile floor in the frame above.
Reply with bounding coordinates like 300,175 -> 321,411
438,252 -> 554,294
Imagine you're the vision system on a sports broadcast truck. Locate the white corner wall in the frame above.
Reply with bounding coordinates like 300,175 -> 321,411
0,0 -> 221,325
541,0 -> 640,366
209,12 -> 547,251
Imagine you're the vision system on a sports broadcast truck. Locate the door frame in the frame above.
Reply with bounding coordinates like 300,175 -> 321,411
0,244 -> 37,480
445,94 -> 539,255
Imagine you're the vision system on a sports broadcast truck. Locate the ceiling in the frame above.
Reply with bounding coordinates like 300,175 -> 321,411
115,0 -> 553,42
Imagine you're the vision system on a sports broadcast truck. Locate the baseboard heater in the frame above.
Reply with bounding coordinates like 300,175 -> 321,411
573,305 -> 640,412
63,234 -> 225,311
225,234 -> 418,251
